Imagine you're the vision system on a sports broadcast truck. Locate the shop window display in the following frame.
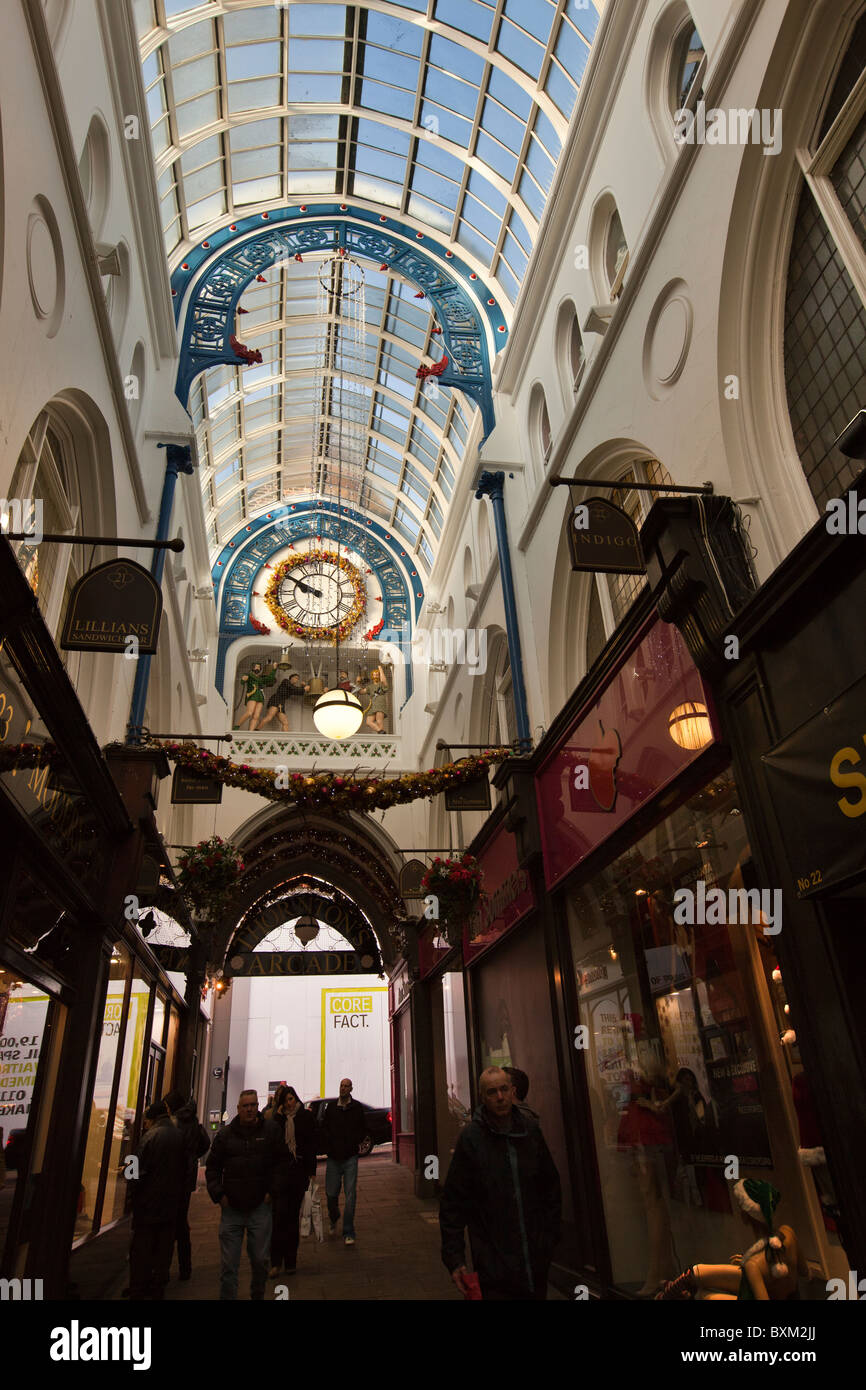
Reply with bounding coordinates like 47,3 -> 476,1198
567,770 -> 844,1296
74,958 -> 152,1238
0,970 -> 52,1261
475,918 -> 573,1224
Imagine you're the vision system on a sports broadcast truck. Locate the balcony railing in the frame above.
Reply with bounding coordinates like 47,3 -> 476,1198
228,731 -> 402,765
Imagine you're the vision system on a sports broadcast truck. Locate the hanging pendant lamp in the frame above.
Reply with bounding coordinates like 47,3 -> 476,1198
310,248 -> 365,741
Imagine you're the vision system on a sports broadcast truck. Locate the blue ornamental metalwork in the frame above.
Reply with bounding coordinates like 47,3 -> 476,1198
172,207 -> 503,439
213,500 -> 423,700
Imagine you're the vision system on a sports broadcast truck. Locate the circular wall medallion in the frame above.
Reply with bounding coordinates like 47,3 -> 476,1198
642,278 -> 692,400
26,196 -> 65,337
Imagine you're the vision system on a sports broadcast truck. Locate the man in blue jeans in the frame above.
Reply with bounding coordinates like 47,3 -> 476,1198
320,1078 -> 366,1246
205,1090 -> 282,1299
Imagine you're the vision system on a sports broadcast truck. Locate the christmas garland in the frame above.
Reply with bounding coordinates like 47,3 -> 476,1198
263,550 -> 366,642
0,741 -> 513,814
157,740 -> 511,813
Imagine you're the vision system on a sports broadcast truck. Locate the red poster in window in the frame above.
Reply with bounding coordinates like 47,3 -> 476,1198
536,621 -> 716,889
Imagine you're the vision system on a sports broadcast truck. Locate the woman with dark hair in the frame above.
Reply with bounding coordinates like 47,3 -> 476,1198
268,1085 -> 317,1277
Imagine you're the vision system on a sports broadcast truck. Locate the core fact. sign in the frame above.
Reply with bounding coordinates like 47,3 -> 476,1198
60,559 -> 162,653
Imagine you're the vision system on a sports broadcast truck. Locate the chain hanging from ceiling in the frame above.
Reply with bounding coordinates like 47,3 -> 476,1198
310,251 -> 368,512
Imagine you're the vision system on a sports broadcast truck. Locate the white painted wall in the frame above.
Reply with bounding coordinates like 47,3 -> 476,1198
226,973 -> 390,1114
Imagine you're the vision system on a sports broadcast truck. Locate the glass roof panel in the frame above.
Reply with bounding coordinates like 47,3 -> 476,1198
140,0 -> 601,562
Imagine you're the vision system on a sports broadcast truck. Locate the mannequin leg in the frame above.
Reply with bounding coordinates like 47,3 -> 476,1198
249,701 -> 265,731
694,1264 -> 742,1295
635,1150 -> 675,1295
258,705 -> 278,729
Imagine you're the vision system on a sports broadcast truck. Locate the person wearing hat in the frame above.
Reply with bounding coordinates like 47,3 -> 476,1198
656,1178 -> 807,1300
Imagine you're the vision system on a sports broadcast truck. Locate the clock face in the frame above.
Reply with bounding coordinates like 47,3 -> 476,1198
264,549 -> 366,641
277,558 -> 356,630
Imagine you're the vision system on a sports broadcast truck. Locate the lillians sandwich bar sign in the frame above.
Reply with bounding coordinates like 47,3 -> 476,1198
536,621 -> 716,889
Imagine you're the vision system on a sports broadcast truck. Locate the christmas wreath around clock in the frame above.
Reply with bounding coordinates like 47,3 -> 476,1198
263,549 -> 366,642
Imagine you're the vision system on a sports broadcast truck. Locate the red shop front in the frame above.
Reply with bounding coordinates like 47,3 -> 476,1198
530,613 -> 846,1296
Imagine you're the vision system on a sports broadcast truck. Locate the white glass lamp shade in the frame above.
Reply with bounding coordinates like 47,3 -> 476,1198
668,701 -> 712,750
313,688 -> 364,739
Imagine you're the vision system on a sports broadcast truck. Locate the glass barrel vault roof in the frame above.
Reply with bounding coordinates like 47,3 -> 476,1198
135,0 -> 600,564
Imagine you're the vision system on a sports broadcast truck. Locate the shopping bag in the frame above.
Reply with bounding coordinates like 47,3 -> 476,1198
299,1181 -> 313,1237
310,1182 -> 324,1242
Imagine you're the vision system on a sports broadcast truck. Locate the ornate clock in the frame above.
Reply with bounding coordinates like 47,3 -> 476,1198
263,549 -> 366,642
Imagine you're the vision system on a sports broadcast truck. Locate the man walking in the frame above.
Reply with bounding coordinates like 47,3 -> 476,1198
205,1089 -> 282,1300
503,1066 -> 540,1122
319,1077 -> 366,1246
439,1066 -> 562,1300
127,1100 -> 187,1300
164,1088 -> 210,1281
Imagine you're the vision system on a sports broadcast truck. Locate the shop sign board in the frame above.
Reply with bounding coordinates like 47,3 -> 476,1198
567,498 -> 645,575
60,559 -> 162,653
171,763 -> 223,804
536,621 -> 715,889
762,672 -> 866,897
445,771 -> 492,811
464,822 -> 536,963
151,947 -> 372,976
399,859 -> 427,900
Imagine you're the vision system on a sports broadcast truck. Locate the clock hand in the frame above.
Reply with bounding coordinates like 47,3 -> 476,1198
294,580 -> 323,598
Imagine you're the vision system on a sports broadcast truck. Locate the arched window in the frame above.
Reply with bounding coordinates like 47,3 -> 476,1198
77,115 -> 111,241
569,314 -> 586,388
7,413 -> 84,645
783,10 -> 866,510
589,194 -> 629,308
669,19 -> 706,115
463,544 -> 475,598
480,635 -> 514,748
604,209 -> 629,300
583,459 -> 676,658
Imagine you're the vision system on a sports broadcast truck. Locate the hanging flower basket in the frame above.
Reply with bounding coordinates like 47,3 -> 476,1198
176,836 -> 245,918
420,855 -> 484,947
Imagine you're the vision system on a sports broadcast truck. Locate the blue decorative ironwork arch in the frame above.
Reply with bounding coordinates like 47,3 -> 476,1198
173,206 -> 503,438
213,500 -> 422,700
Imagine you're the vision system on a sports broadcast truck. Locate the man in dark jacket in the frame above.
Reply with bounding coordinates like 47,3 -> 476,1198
439,1066 -> 562,1300
164,1088 -> 210,1281
319,1077 -> 366,1245
127,1100 -> 188,1300
206,1089 -> 282,1300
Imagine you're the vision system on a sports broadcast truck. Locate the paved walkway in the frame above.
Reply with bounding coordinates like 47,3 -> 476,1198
100,1153 -> 463,1302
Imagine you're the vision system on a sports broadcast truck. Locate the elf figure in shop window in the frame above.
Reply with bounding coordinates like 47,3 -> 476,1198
656,1178 -> 807,1300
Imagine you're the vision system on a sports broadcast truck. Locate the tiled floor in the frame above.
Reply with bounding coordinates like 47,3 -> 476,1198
98,1153 -> 463,1302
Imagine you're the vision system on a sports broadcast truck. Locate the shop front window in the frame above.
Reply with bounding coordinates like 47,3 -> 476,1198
567,769 -> 846,1295
0,968 -> 55,1265
75,946 -> 131,1235
75,962 -> 152,1238
397,1007 -> 414,1137
432,971 -> 472,1179
475,918 -> 573,1225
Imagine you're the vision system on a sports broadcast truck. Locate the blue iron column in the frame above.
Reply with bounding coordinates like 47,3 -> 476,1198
126,443 -> 195,743
474,469 -> 531,745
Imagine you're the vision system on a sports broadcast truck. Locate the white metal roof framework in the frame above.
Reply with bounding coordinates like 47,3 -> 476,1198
135,0 -> 599,562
